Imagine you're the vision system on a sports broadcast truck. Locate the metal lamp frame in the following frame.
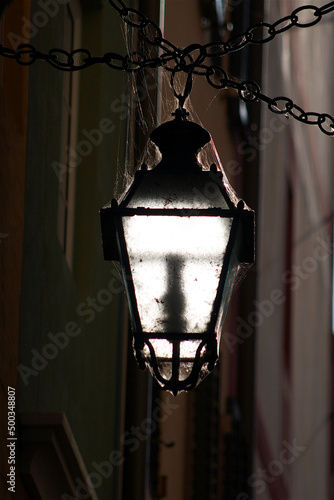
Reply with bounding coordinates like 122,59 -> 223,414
101,160 -> 254,394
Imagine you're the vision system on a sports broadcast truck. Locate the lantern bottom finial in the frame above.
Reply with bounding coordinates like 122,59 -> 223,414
133,336 -> 218,396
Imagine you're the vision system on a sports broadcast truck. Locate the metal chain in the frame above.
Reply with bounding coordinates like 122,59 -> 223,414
203,2 -> 334,56
1,1 -> 334,134
107,1 -> 334,55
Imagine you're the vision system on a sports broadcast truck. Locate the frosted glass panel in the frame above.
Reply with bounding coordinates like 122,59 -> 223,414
123,215 -> 232,334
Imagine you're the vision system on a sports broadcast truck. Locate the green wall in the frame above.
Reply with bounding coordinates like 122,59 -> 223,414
18,2 -> 129,498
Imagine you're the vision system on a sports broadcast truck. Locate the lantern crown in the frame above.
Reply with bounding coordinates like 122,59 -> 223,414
150,113 -> 211,171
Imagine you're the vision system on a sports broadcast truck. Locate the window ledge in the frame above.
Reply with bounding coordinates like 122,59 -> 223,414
19,412 -> 98,500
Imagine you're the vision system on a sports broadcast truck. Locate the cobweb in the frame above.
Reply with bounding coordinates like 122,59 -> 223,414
113,17 -> 253,287
113,18 -> 241,202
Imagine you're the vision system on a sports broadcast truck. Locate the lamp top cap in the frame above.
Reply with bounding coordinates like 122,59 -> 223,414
150,111 -> 211,164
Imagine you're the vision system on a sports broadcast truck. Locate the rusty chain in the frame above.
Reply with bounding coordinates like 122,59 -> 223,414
1,1 -> 334,135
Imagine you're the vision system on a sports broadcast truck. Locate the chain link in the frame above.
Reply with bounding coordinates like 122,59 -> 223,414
1,1 -> 334,135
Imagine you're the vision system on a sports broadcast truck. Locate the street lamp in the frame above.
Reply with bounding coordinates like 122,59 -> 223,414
100,110 -> 254,395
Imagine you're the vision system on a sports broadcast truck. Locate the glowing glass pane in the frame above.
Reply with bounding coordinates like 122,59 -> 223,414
123,215 -> 232,334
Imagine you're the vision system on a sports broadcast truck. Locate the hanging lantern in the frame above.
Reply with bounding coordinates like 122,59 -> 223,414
100,111 -> 254,395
